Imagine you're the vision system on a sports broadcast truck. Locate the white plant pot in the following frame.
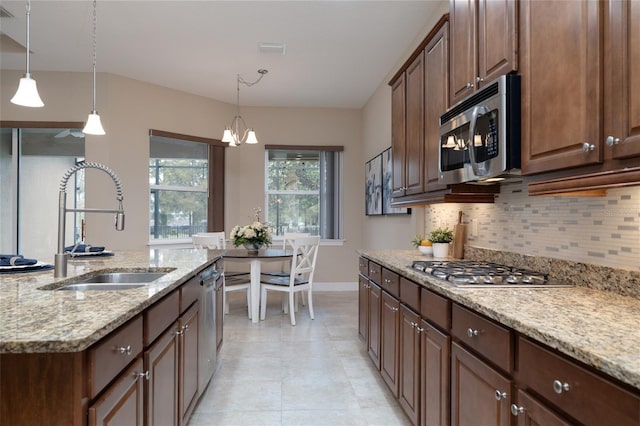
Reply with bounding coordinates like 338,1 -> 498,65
432,243 -> 450,258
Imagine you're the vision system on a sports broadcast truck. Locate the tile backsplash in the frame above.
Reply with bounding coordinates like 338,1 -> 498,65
424,182 -> 640,271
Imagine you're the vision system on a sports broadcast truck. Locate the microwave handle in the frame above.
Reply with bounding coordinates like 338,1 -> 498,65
469,105 -> 489,176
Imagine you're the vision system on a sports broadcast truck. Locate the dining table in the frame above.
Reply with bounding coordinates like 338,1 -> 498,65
222,248 -> 294,323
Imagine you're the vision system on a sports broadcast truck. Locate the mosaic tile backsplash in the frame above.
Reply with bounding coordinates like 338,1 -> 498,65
424,182 -> 640,271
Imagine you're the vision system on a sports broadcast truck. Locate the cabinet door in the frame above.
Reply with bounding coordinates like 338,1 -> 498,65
215,276 -> 224,351
420,319 -> 450,426
179,302 -> 199,426
520,0 -> 602,174
358,275 -> 369,342
367,282 -> 382,369
405,53 -> 425,196
604,0 -> 640,161
391,74 -> 406,198
89,358 -> 145,426
477,0 -> 517,87
381,291 -> 400,398
145,324 -> 179,426
451,342 -> 511,426
512,389 -> 573,426
399,306 -> 420,425
450,0 -> 477,104
424,20 -> 449,192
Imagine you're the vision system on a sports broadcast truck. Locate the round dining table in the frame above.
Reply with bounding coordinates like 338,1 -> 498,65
223,248 -> 294,323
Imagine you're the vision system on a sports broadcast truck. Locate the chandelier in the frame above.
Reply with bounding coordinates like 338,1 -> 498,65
221,69 -> 268,147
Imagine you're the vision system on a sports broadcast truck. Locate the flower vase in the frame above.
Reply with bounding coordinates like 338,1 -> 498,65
432,243 -> 450,258
243,242 -> 264,254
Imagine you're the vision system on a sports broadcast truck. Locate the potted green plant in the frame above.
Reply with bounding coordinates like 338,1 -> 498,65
428,227 -> 454,258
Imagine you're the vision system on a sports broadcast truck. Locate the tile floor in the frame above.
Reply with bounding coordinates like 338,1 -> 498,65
188,291 -> 410,426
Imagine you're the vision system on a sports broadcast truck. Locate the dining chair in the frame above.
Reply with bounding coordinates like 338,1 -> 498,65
192,232 -> 252,318
259,235 -> 320,326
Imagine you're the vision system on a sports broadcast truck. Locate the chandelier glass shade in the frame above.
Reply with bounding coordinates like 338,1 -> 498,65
82,0 -> 105,136
11,0 -> 44,108
221,69 -> 268,147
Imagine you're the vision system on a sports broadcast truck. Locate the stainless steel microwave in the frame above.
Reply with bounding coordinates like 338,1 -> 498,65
438,74 -> 521,184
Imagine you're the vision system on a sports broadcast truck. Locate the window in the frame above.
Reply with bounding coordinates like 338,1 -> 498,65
149,135 -> 209,240
265,146 -> 343,239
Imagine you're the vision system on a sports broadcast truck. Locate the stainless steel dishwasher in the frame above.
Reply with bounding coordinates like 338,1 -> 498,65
198,262 -> 221,394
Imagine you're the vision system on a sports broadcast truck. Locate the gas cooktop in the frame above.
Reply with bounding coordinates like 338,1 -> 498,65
410,260 -> 572,288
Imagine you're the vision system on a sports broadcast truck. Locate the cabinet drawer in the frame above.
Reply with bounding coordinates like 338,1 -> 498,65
420,288 -> 451,331
400,277 -> 419,312
451,304 -> 513,372
518,337 -> 640,426
180,275 -> 200,313
359,257 -> 369,277
381,268 -> 400,298
368,262 -> 382,285
144,290 -> 179,346
88,315 -> 143,399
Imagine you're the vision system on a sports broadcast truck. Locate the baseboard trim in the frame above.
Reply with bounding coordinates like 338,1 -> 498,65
313,281 -> 357,291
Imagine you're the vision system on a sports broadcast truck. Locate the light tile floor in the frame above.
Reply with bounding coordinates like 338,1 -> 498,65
189,291 -> 410,426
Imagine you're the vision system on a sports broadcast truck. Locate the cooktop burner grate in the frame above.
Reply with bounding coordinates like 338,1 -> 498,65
410,260 -> 571,288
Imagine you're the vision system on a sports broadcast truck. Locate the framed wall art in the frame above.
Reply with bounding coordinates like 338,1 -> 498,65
382,147 -> 411,215
365,154 -> 382,215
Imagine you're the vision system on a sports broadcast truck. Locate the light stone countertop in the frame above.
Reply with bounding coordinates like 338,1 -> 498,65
359,249 -> 640,391
0,248 -> 223,354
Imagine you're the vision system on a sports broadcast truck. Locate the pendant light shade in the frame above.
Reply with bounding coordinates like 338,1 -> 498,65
221,69 -> 268,147
83,0 -> 105,136
11,0 -> 44,108
83,111 -> 106,135
11,74 -> 44,107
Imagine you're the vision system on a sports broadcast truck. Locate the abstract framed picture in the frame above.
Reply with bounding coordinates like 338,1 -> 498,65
365,154 -> 382,216
382,147 -> 411,215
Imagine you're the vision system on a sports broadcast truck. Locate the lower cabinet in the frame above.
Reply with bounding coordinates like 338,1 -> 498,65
179,301 -> 200,426
358,275 -> 369,342
89,358 -> 145,426
380,291 -> 400,398
511,389 -> 573,426
367,281 -> 382,369
451,342 -> 511,426
399,306 -> 420,424
215,275 -> 224,351
145,323 -> 179,426
420,319 -> 450,426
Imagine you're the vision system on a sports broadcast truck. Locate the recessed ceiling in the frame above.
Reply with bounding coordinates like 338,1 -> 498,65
0,1 -> 443,109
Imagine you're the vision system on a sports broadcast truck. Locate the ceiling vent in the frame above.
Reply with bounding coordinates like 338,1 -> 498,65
0,6 -> 15,18
258,42 -> 287,55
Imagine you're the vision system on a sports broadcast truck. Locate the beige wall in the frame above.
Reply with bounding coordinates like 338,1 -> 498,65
1,70 -> 361,283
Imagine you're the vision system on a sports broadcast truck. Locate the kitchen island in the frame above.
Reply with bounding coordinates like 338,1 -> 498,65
0,248 -> 223,426
359,249 -> 640,425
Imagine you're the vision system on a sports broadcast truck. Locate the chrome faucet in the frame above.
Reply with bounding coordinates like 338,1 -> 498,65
55,162 -> 125,277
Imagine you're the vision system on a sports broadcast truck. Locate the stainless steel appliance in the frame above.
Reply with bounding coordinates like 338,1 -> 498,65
198,263 -> 221,394
439,74 -> 521,184
410,260 -> 571,288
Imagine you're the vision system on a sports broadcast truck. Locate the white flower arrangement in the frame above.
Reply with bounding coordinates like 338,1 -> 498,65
230,221 -> 273,249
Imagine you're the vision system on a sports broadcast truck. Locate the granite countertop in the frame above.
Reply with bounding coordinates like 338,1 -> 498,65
0,248 -> 223,354
359,249 -> 640,391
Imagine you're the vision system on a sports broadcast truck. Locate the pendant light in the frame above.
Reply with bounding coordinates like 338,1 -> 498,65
83,0 -> 105,135
10,0 -> 44,108
221,69 -> 268,147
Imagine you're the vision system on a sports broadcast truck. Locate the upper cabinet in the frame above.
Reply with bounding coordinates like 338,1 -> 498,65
449,0 -> 518,105
523,0 -> 640,195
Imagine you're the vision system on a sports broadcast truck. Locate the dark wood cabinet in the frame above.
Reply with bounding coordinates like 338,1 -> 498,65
215,274 -> 224,351
367,281 -> 382,370
381,291 -> 401,398
424,20 -> 449,193
450,0 -> 517,105
358,275 -> 369,342
399,306 -> 421,425
89,358 -> 145,426
451,342 -> 511,426
145,324 -> 179,426
391,73 -> 407,198
511,389 -> 573,426
404,53 -> 426,197
420,319 -> 450,426
178,302 -> 199,426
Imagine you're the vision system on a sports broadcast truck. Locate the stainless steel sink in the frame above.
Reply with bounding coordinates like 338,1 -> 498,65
56,272 -> 167,291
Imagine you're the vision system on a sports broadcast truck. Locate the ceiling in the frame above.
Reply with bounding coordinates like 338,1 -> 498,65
0,1 -> 442,109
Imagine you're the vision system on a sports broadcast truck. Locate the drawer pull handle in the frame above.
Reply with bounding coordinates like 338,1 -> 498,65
183,324 -> 190,333
118,345 -> 132,355
466,328 -> 479,338
175,329 -> 184,336
495,390 -> 507,401
605,135 -> 621,146
510,404 -> 524,416
390,306 -> 399,312
465,82 -> 473,89
415,326 -> 424,334
553,380 -> 570,394
135,371 -> 150,381
582,142 -> 595,152
410,322 -> 416,329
